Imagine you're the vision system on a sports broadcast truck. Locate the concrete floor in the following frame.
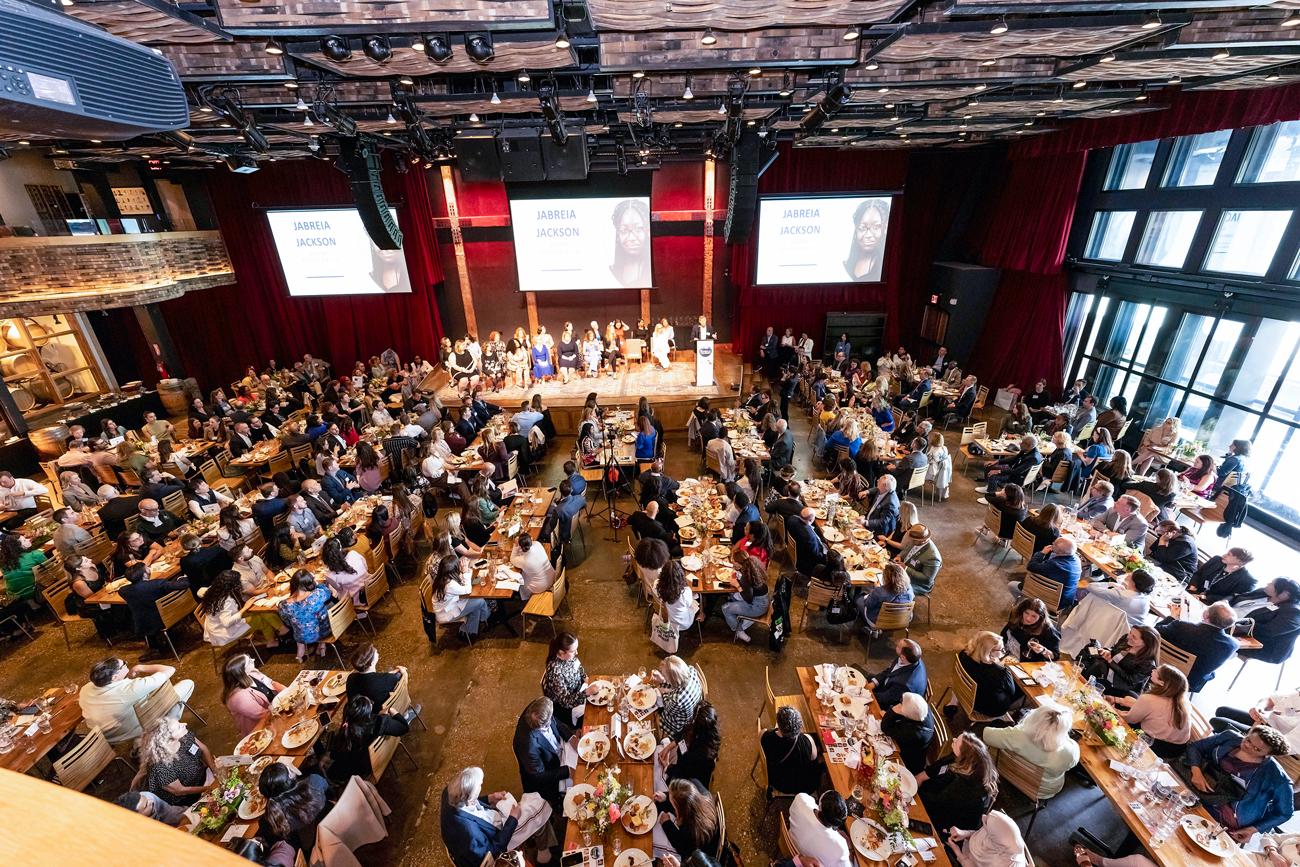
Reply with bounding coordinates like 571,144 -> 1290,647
0,393 -> 1290,866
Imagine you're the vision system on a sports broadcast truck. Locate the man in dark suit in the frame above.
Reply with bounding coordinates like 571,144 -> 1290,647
140,469 -> 184,503
769,419 -> 795,471
980,434 -> 1043,496
1187,548 -> 1256,603
863,476 -> 900,537
320,458 -> 361,505
698,410 -> 722,448
227,422 -> 256,459
178,533 -> 231,596
629,500 -> 681,558
758,326 -> 780,379
1156,602 -> 1240,692
785,507 -> 829,577
298,479 -> 338,528
767,482 -> 806,520
250,482 -> 289,536
134,498 -> 178,546
889,438 -> 929,492
118,562 -> 190,662
246,416 -> 275,443
503,421 -> 533,476
691,316 -> 713,342
512,697 -> 573,812
279,421 -> 313,450
936,374 -> 978,420
1232,578 -> 1300,666
863,639 -> 928,709
894,374 -> 932,411
637,457 -> 679,507
455,399 -> 479,443
98,488 -> 142,540
553,480 -> 586,545
440,768 -> 521,867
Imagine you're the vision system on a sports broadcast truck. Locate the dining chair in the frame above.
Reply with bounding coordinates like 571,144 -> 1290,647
734,595 -> 774,643
1156,637 -> 1198,687
777,807 -> 800,858
1021,571 -> 1065,617
32,555 -> 68,592
42,575 -> 107,650
71,533 -> 113,565
864,600 -> 914,650
155,589 -> 198,661
800,578 -> 846,643
928,700 -> 951,764
902,466 -> 927,504
1228,652 -> 1291,692
356,564 -> 400,633
381,669 -> 428,732
523,566 -> 568,638
993,748 -> 1051,837
52,727 -> 134,791
321,595 -> 358,668
161,490 -> 188,520
692,663 -> 709,699
1009,524 -> 1038,565
133,678 -> 205,733
941,653 -> 1012,725
979,504 -> 1010,550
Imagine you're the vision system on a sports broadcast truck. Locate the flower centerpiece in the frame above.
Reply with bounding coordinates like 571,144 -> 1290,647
1110,544 -> 1151,574
1081,700 -> 1129,750
574,766 -> 628,837
195,768 -> 251,832
872,762 -> 912,840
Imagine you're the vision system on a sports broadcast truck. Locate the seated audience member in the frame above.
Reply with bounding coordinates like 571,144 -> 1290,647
1147,521 -> 1198,582
120,562 -> 191,661
785,507 -> 830,577
629,498 -> 681,558
1186,547 -> 1255,602
721,550 -> 769,644
638,456 -> 680,506
980,435 -> 1043,496
984,702 -> 1079,798
79,656 -> 194,745
1183,725 -> 1294,841
916,732 -> 998,844
1107,664 -> 1193,759
864,638 -> 927,708
428,554 -> 491,643
788,791 -> 853,867
881,692 -> 936,775
761,706 -> 823,795
1075,479 -> 1115,521
346,642 -> 407,707
1090,494 -> 1149,545
1180,454 -> 1218,498
115,790 -> 187,827
956,631 -> 1019,719
440,767 -> 522,867
949,811 -> 1028,867
769,418 -> 795,470
859,562 -> 914,631
985,483 -> 1028,539
326,694 -> 417,783
1077,568 -> 1156,627
553,480 -> 586,544
222,652 -> 285,737
134,498 -> 178,546
131,716 -> 217,807
654,656 -> 705,742
663,701 -> 721,789
1211,690 -> 1300,756
834,458 -> 871,503
1069,395 -> 1098,439
510,532 -> 556,601
1019,503 -> 1063,552
728,491 -> 761,544
1009,537 -> 1081,608
890,437 -> 929,492
258,763 -> 330,855
768,480 -> 806,519
321,457 -> 362,505
1001,597 -> 1060,663
1096,449 -> 1134,494
1157,602 -> 1241,693
863,475 -> 901,537
1078,625 -> 1160,698
1230,578 -> 1300,666
657,561 -> 700,633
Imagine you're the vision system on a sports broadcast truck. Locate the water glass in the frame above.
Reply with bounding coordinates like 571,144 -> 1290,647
36,713 -> 51,734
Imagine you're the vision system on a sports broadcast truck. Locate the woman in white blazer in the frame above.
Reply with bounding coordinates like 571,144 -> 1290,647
429,554 -> 491,639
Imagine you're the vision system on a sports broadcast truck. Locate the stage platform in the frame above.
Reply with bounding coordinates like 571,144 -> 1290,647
435,349 -> 746,434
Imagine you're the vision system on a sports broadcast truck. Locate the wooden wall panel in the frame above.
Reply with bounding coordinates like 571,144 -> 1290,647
1059,53 -> 1300,80
598,28 -> 859,70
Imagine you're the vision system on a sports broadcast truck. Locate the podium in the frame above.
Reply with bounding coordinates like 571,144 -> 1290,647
694,339 -> 715,387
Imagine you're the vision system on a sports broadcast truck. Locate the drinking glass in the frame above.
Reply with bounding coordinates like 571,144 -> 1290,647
64,683 -> 77,696
36,713 -> 51,734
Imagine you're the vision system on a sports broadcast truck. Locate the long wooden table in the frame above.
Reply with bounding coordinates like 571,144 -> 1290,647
0,687 -> 83,775
796,666 -> 952,867
562,675 -> 659,858
1018,661 -> 1254,867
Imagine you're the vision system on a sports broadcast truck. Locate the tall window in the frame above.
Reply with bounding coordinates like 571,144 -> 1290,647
1135,211 -> 1201,268
1162,130 -> 1232,187
1083,211 -> 1136,261
1104,141 -> 1159,190
1203,210 -> 1293,276
1239,120 -> 1300,184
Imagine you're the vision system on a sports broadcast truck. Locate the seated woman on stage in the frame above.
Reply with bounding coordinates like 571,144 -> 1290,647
604,322 -> 624,374
481,331 -> 506,392
505,337 -> 530,391
651,322 -> 672,370
447,338 -> 480,397
531,326 -> 555,382
556,322 -> 580,385
582,329 -> 603,378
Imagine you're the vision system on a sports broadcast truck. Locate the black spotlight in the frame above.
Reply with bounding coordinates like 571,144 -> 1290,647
464,32 -> 494,63
320,35 -> 351,62
363,35 -> 392,62
424,33 -> 453,63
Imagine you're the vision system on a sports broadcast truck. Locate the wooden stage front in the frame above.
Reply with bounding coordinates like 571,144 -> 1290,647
436,349 -> 746,434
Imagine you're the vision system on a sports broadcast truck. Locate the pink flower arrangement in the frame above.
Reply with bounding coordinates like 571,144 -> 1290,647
608,804 -> 621,822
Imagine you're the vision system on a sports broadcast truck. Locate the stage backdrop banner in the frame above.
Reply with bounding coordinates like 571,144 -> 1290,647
266,207 -> 413,296
508,195 -> 652,291
754,194 -> 894,285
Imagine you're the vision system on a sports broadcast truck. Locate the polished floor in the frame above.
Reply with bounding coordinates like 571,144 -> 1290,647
0,392 -> 1291,866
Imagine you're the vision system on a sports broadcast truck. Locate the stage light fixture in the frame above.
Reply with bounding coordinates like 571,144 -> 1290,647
491,86 -> 502,105
518,71 -> 531,83
386,110 -> 397,123
224,154 -> 259,173
469,112 -> 480,122
363,35 -> 392,62
465,33 -> 494,63
717,99 -> 726,115
586,88 -> 597,103
424,34 -> 453,63
1265,72 -> 1281,80
748,66 -> 761,76
1072,80 -> 1087,89
295,97 -> 308,111
1212,48 -> 1230,60
843,25 -> 860,40
864,60 -> 879,70
240,119 -> 270,152
632,70 -> 646,79
555,33 -> 571,49
778,73 -> 792,97
264,40 -> 283,55
284,81 -> 299,89
199,105 -> 214,113
701,29 -> 717,45
1142,12 -> 1162,29
302,115 -> 314,127
683,76 -> 694,99
321,35 -> 351,62
1168,75 -> 1182,84
538,81 -> 568,145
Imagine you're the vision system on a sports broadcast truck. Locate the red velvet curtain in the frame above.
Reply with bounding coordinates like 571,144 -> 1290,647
163,161 -> 444,390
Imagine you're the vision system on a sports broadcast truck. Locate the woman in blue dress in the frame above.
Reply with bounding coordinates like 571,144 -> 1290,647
277,570 -> 333,662
531,327 -> 556,382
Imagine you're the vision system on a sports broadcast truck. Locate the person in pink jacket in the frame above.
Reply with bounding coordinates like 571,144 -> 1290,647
222,652 -> 285,737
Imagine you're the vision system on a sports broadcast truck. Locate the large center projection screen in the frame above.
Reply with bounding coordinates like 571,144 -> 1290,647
754,195 -> 894,285
510,196 -> 653,291
266,208 -> 412,296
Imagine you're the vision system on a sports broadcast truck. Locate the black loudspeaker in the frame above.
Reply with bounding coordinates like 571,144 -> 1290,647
339,138 -> 401,250
455,131 -> 502,181
929,261 -> 1001,363
499,129 -> 545,182
724,130 -> 760,244
540,130 -> 588,180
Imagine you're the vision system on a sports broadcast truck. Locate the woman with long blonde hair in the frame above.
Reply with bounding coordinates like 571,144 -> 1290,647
957,631 -> 1019,718
915,732 -> 999,844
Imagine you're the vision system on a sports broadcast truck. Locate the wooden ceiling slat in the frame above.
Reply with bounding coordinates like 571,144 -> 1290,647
614,107 -> 773,123
161,41 -> 288,79
63,0 -> 222,45
586,0 -> 909,30
1059,52 -> 1300,80
598,28 -> 859,70
845,58 -> 1058,85
213,0 -> 550,30
875,22 -> 1159,62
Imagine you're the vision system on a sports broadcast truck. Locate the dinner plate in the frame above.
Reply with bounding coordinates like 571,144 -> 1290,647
1179,815 -> 1236,858
563,784 -> 596,819
628,685 -> 659,712
680,555 -> 704,572
620,795 -> 657,835
578,730 -> 611,763
849,817 -> 891,861
587,680 -> 616,707
835,668 -> 865,691
707,544 -> 730,560
248,756 -> 274,776
621,434 -> 637,444
320,672 -> 348,698
270,686 -> 302,714
885,762 -> 918,800
235,728 -> 273,757
614,849 -> 652,867
679,526 -> 699,540
832,693 -> 869,720
281,718 -> 320,750
238,789 -> 267,820
871,737 -> 896,758
623,729 -> 656,761
822,527 -> 845,543
851,528 -> 872,540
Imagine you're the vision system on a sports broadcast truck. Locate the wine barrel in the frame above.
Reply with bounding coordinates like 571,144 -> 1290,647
30,423 -> 70,459
157,378 -> 188,418
28,376 -> 73,404
10,385 -> 35,412
0,318 -> 49,349
0,355 -> 41,379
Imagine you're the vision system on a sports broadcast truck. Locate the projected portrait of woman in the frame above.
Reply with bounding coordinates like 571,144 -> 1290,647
843,198 -> 888,282
369,245 -> 406,291
609,198 -> 651,287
